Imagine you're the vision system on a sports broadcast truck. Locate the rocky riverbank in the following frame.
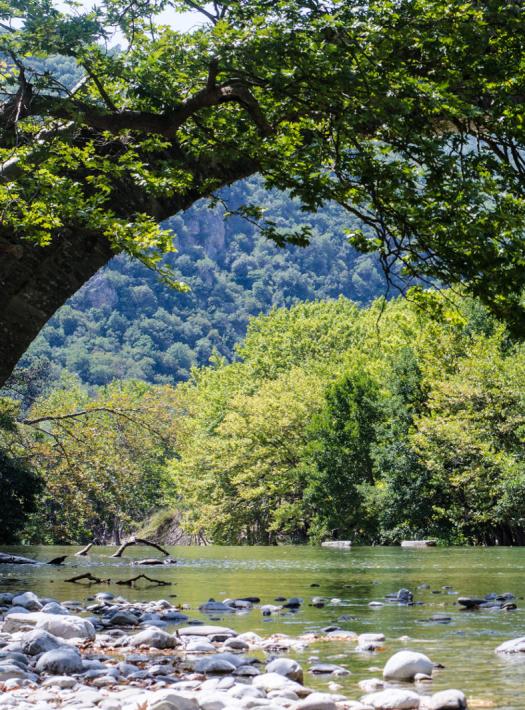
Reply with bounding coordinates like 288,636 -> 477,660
0,589 -> 481,709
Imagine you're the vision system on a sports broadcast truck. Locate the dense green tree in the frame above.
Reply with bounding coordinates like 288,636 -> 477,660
3,0 -> 525,385
305,368 -> 382,542
0,399 -> 42,543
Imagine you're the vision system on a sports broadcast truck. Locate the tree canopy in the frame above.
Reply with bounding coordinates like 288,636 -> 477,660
2,0 -> 525,385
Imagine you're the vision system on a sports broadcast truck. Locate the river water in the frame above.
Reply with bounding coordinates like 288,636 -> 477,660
1,545 -> 525,709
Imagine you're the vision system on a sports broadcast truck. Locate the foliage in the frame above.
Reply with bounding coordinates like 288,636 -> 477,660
16,177 -> 383,390
167,293 -> 525,545
0,399 -> 42,543
20,378 -> 179,543
2,1 -> 525,331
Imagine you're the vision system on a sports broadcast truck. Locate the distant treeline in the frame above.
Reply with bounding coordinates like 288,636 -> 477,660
3,293 -> 525,546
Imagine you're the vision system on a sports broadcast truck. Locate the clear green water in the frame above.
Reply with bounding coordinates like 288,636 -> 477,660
2,545 -> 525,709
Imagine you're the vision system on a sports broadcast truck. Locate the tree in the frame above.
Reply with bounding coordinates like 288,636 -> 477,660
0,398 -> 42,543
305,367 -> 382,542
20,378 -> 179,543
3,0 -> 525,384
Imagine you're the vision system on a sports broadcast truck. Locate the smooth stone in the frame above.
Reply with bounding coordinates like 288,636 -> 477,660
42,676 -> 77,689
358,679 -> 384,693
0,664 -> 29,681
194,658 -> 237,674
383,651 -> 433,681
129,628 -> 179,649
296,692 -> 337,710
36,648 -> 83,675
229,685 -> 265,700
495,637 -> 525,653
21,629 -> 65,655
430,690 -> 467,709
109,611 -> 139,627
253,672 -> 304,693
41,602 -> 69,615
223,638 -> 249,651
457,597 -> 484,609
362,689 -> 421,709
3,612 -> 95,640
161,611 -> 189,622
199,601 -> 234,614
185,640 -> 216,653
266,658 -> 303,683
234,665 -> 261,677
309,663 -> 349,676
11,592 -> 42,611
178,626 -> 236,640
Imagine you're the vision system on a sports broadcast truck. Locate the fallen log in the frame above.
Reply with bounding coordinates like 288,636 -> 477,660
134,558 -> 177,566
0,552 -> 39,565
47,555 -> 67,565
75,543 -> 94,556
64,572 -> 111,584
115,574 -> 172,587
111,537 -> 170,558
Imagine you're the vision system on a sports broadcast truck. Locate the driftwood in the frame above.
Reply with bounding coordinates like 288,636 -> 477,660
0,552 -> 66,565
115,574 -> 172,587
64,572 -> 111,585
75,543 -> 94,556
111,537 -> 170,558
0,552 -> 39,565
47,555 -> 67,565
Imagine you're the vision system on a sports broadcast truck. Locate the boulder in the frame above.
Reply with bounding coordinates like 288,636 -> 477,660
0,663 -> 29,682
362,689 -> 421,709
495,637 -> 525,654
296,692 -> 337,710
148,690 -> 199,710
430,689 -> 467,709
3,612 -> 95,640
11,592 -> 42,611
309,663 -> 349,676
194,657 -> 237,674
21,629 -> 65,655
253,672 -> 304,693
108,611 -> 139,626
266,657 -> 303,683
199,600 -> 235,614
383,651 -> 433,681
36,647 -> 83,675
457,597 -> 484,609
41,602 -> 69,615
178,625 -> 236,640
129,628 -> 179,649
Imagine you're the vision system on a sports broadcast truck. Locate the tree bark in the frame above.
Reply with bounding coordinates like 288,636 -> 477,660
0,227 -> 115,387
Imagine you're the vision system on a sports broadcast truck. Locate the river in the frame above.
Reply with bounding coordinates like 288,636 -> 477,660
1,545 -> 525,709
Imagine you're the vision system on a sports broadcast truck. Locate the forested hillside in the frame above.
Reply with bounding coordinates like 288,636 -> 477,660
19,179 -> 384,386
7,292 -> 525,547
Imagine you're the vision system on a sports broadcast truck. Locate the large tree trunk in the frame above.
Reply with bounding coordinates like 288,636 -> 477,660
0,228 -> 115,387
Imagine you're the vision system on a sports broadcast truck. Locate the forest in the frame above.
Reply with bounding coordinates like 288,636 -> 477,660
3,0 -> 525,550
17,178 -> 383,388
4,291 -> 525,547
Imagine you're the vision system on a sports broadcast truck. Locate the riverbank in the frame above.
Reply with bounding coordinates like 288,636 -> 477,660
0,589 -> 470,709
